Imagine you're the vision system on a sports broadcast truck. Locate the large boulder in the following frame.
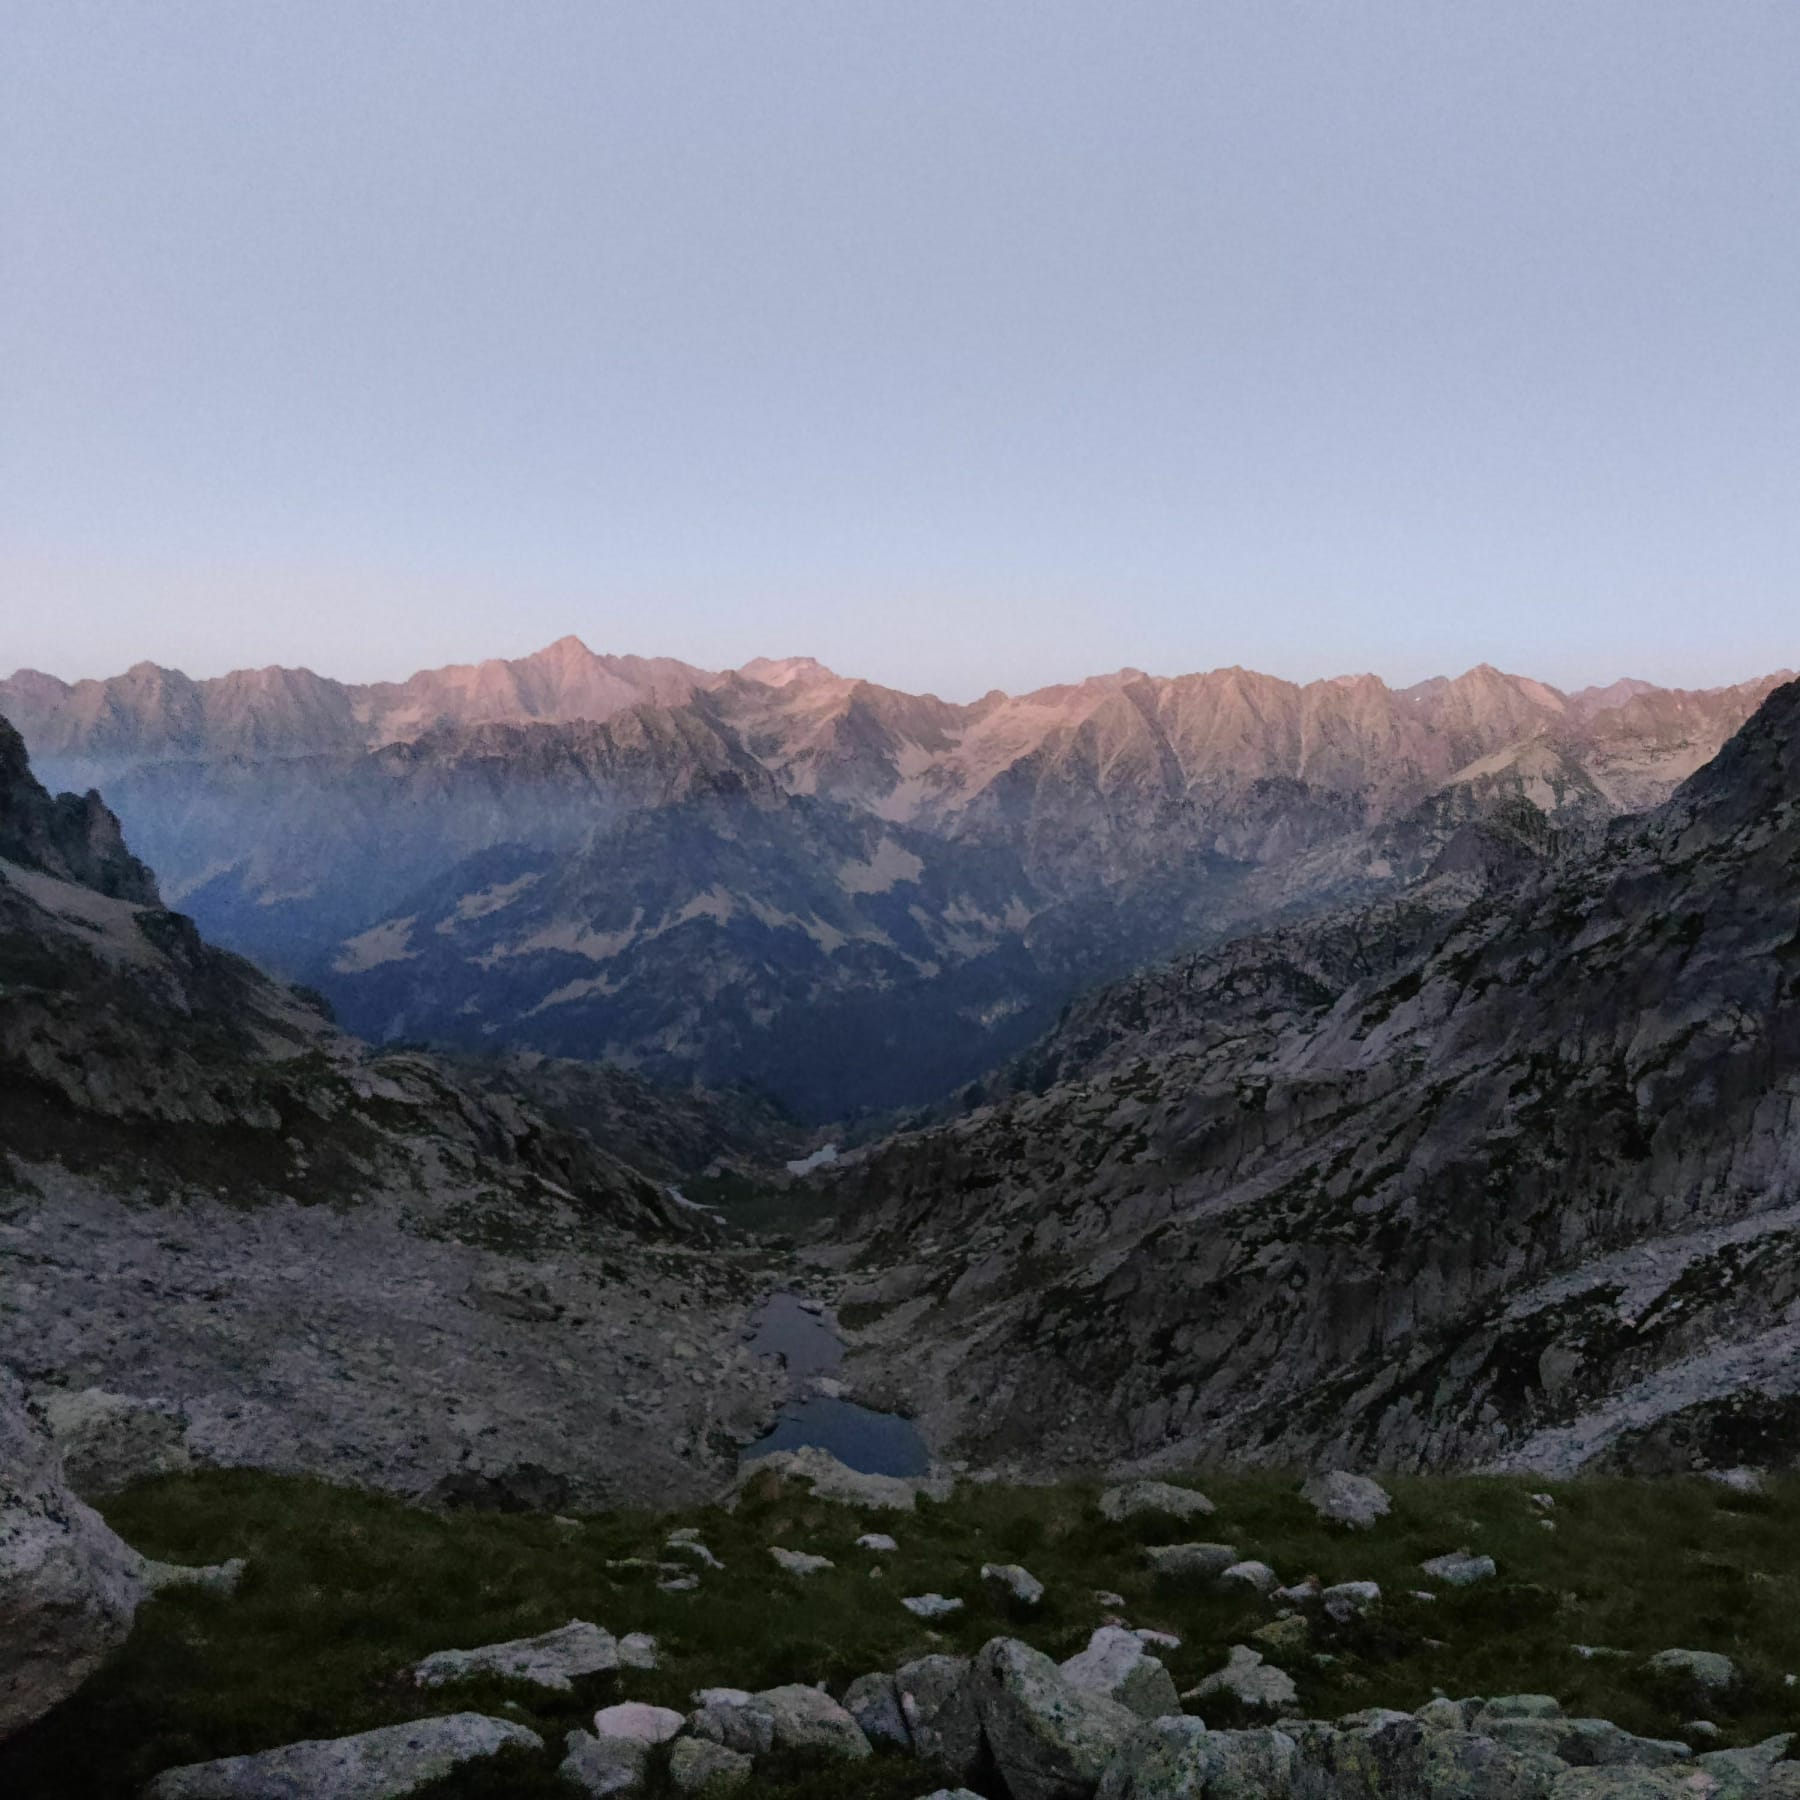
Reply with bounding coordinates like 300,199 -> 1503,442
1,1369 -> 146,1740
146,1713 -> 544,1798
755,1684 -> 872,1760
1061,1627 -> 1181,1719
1300,1472 -> 1392,1530
844,1671 -> 911,1748
897,1653 -> 987,1781
971,1636 -> 1137,1800
1097,1481 -> 1216,1524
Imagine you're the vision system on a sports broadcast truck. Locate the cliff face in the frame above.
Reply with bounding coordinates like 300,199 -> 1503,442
823,681 -> 1800,1481
0,718 -> 157,904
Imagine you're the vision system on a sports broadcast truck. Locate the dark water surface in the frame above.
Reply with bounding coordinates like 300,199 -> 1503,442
739,1292 -> 930,1478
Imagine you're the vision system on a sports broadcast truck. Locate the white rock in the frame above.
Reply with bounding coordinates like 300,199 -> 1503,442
1420,1550 -> 1496,1586
770,1546 -> 835,1576
857,1533 -> 899,1552
1060,1625 -> 1180,1717
1097,1479 -> 1215,1523
145,1713 -> 543,1798
618,1632 -> 657,1670
1133,1628 -> 1181,1649
1300,1470 -> 1392,1529
903,1592 -> 964,1619
981,1562 -> 1045,1605
592,1700 -> 684,1744
411,1620 -> 617,1690
1219,1559 -> 1280,1593
1184,1644 -> 1300,1712
665,1538 -> 722,1568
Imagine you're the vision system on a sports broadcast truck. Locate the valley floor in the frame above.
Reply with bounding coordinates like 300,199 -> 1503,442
5,1465 -> 1798,1797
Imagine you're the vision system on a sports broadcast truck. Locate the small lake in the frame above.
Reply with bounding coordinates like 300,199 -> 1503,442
739,1291 -> 930,1479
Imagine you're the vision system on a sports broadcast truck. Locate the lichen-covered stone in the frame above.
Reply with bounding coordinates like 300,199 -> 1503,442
145,1713 -> 544,1799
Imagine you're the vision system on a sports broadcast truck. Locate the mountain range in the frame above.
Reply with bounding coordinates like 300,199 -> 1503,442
5,638 -> 1788,1118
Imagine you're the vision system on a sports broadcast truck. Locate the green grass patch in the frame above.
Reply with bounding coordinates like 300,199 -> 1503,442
4,1468 -> 1799,1796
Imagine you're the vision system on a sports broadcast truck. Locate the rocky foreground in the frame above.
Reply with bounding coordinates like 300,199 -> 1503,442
6,1427 -> 1800,1798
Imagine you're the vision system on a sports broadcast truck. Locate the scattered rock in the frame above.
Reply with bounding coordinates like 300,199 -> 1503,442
667,1735 -> 753,1794
145,1713 -> 544,1798
1251,1614 -> 1311,1656
1132,1628 -> 1180,1650
561,1728 -> 651,1797
410,1619 -> 617,1690
769,1547 -> 834,1577
1530,1493 -> 1557,1512
689,1694 -> 776,1757
618,1632 -> 658,1671
1097,1480 -> 1216,1523
982,1562 -> 1045,1606
1184,1644 -> 1300,1712
1475,1696 -> 1564,1725
971,1636 -> 1138,1800
1143,1542 -> 1238,1579
1219,1559 -> 1280,1593
1060,1625 -> 1180,1718
756,1684 -> 872,1760
1420,1550 -> 1497,1586
658,1574 -> 699,1593
733,1446 -> 949,1512
1705,1468 -> 1768,1496
843,1671 -> 910,1748
1300,1471 -> 1392,1530
592,1701 -> 684,1745
1647,1649 -> 1737,1693
897,1654 -> 986,1781
1093,1589 -> 1126,1609
858,1533 -> 899,1552
903,1592 -> 964,1619
0,1369 -> 146,1740
665,1538 -> 722,1568
1321,1580 -> 1381,1621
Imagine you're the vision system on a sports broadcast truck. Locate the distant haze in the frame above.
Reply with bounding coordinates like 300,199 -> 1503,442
4,2 -> 1798,697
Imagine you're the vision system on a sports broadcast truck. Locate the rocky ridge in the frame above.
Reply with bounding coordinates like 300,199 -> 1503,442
820,679 -> 1800,1480
8,645 -> 1784,1118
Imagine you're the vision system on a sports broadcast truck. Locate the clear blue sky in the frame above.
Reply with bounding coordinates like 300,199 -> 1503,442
4,2 -> 1797,696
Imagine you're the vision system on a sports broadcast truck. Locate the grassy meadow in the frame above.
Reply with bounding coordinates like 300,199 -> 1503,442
3,1466 -> 1797,1797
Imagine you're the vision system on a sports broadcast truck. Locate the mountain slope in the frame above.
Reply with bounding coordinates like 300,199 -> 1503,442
820,679 -> 1800,1480
0,717 -> 785,1506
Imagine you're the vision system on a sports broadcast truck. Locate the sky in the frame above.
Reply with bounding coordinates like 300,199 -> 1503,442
4,2 -> 1798,699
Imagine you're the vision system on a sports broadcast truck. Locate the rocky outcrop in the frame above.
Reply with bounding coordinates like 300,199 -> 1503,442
829,679 -> 1800,1480
0,1371 -> 145,1740
145,1712 -> 543,1798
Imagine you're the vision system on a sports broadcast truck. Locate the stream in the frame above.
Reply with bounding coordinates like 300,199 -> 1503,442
738,1291 -> 930,1478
